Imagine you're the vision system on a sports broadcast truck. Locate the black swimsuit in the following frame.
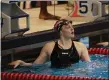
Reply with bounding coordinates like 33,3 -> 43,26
50,41 -> 80,68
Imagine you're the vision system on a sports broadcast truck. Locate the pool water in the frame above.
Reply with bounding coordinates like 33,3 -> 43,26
7,54 -> 108,79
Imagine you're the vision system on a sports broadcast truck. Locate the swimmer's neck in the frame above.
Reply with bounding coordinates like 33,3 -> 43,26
59,37 -> 72,46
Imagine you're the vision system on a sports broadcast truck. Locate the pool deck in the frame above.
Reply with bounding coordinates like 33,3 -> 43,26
19,4 -> 87,34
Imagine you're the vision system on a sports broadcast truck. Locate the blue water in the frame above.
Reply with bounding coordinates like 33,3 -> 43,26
7,54 -> 109,79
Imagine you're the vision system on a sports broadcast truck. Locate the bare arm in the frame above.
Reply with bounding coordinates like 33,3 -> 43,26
33,43 -> 49,64
96,42 -> 109,47
9,43 -> 49,68
80,43 -> 91,62
9,60 -> 33,68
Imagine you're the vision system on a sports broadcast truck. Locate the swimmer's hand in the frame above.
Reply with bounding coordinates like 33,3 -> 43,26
8,60 -> 26,68
8,60 -> 33,68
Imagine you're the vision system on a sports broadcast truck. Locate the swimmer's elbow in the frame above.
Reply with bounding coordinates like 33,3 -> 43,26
86,59 -> 91,62
85,57 -> 91,62
81,58 -> 91,62
87,59 -> 91,62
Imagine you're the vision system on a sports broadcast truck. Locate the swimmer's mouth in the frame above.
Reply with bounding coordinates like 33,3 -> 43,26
71,32 -> 74,34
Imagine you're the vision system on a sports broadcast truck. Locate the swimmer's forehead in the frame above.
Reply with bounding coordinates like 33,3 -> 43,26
55,20 -> 73,27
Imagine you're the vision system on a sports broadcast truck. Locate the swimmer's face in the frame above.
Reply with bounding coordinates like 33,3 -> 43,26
60,22 -> 74,38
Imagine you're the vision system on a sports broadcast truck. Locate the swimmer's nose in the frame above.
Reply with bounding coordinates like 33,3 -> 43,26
71,28 -> 74,33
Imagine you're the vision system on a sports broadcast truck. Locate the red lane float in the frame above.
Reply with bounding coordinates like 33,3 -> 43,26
88,48 -> 109,55
1,48 -> 109,80
2,72 -> 108,80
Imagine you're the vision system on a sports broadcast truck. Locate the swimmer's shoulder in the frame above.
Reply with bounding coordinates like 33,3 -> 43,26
43,41 -> 56,55
43,41 -> 56,49
73,41 -> 87,56
73,41 -> 86,48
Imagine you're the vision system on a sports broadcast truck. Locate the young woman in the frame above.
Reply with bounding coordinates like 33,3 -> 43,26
9,19 -> 91,68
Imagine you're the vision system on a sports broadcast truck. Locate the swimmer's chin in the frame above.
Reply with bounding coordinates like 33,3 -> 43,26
71,35 -> 76,39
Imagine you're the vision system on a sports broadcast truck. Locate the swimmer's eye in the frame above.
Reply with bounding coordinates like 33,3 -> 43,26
65,25 -> 71,29
64,25 -> 73,29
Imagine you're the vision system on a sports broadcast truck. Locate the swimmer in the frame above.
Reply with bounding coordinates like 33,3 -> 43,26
9,19 -> 91,68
